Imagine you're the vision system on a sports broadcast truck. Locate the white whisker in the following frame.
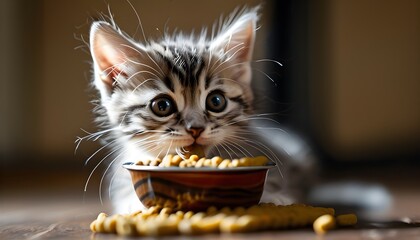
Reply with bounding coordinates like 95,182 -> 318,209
212,61 -> 248,77
99,150 -> 124,205
84,140 -> 125,192
131,78 -> 159,93
126,58 -> 163,76
254,58 -> 283,67
218,143 -> 233,160
210,43 -> 246,74
253,68 -> 277,86
125,70 -> 161,84
224,116 -> 284,128
125,0 -> 148,45
224,139 -> 253,158
83,138 -> 119,166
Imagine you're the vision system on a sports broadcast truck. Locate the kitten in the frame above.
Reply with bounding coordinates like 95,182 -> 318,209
88,7 -> 314,214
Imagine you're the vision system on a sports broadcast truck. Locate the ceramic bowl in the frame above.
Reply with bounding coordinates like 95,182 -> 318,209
123,163 -> 275,211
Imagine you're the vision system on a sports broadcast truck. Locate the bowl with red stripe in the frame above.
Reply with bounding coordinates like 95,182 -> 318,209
123,162 -> 275,211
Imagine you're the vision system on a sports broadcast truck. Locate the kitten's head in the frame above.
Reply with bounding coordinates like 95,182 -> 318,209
89,8 -> 258,158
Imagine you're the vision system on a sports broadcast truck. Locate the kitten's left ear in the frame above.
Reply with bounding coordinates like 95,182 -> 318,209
210,8 -> 258,62
89,21 -> 147,97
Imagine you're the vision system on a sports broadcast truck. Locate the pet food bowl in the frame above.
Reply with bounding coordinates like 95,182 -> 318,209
123,163 -> 275,211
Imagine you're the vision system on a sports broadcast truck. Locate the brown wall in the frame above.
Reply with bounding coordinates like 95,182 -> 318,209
309,0 -> 420,160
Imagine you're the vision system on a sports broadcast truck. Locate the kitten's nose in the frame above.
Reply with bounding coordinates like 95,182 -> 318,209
186,127 -> 204,138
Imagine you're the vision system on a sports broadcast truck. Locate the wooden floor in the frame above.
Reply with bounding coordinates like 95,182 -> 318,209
1,197 -> 419,240
1,166 -> 420,239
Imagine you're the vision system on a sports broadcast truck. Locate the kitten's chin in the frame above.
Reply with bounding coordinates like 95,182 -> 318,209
184,143 -> 207,157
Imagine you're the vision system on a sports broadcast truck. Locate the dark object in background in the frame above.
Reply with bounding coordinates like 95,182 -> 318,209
265,0 -> 420,165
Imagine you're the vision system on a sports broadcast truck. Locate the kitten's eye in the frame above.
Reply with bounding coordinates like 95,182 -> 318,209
206,91 -> 227,113
150,95 -> 176,117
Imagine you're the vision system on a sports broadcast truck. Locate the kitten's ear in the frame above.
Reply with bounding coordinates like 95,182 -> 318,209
89,21 -> 144,95
210,9 -> 258,62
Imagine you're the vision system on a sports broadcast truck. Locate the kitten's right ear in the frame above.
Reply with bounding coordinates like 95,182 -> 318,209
90,21 -> 142,95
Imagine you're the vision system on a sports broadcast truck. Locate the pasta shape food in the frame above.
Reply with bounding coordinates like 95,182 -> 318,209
90,204 -> 357,236
134,154 -> 269,168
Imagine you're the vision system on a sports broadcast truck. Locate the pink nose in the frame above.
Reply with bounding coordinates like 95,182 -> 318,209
186,127 -> 204,138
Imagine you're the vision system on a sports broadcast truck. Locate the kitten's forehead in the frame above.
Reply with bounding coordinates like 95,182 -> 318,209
151,41 -> 207,89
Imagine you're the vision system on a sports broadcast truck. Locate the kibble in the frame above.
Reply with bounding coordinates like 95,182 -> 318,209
336,213 -> 358,226
135,155 -> 269,168
313,214 -> 336,235
91,204 -> 357,236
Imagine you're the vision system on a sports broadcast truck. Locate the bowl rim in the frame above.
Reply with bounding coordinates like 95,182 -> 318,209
123,162 -> 276,172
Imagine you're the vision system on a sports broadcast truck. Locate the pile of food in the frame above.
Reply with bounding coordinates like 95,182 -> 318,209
90,204 -> 357,236
134,154 -> 269,168
90,153 -> 357,236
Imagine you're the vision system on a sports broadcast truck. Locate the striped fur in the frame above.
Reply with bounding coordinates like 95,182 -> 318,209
89,7 -> 268,213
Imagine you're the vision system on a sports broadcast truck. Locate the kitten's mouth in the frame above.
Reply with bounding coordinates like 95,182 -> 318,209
184,144 -> 206,157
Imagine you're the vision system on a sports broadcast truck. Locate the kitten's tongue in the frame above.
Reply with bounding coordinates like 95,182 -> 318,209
184,144 -> 205,158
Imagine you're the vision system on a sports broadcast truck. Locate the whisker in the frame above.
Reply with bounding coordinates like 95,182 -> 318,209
131,78 -> 160,93
124,57 -> 163,76
125,0 -> 149,46
118,45 -> 165,77
254,58 -> 283,67
118,111 -> 130,127
218,143 -> 233,160
244,138 -> 285,166
99,135 -> 168,205
253,68 -> 278,86
209,41 -> 243,72
108,162 -> 124,203
106,139 -> 165,203
214,145 -> 223,158
236,126 -> 290,137
84,140 -> 125,192
84,131 -> 162,198
125,70 -> 162,84
132,129 -> 168,135
221,142 -> 238,158
152,136 -> 172,160
163,139 -> 174,161
230,136 -> 284,178
175,147 -> 186,159
210,45 -> 246,74
76,128 -> 116,142
224,138 -> 253,158
228,131 -> 284,163
83,138 -> 119,166
99,150 -> 125,205
224,116 -> 284,128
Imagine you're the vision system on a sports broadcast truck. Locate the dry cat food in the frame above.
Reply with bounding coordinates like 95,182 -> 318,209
134,154 -> 269,168
313,213 -> 358,235
90,204 -> 357,236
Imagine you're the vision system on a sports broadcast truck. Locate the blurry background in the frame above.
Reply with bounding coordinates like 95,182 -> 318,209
1,0 -> 419,217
